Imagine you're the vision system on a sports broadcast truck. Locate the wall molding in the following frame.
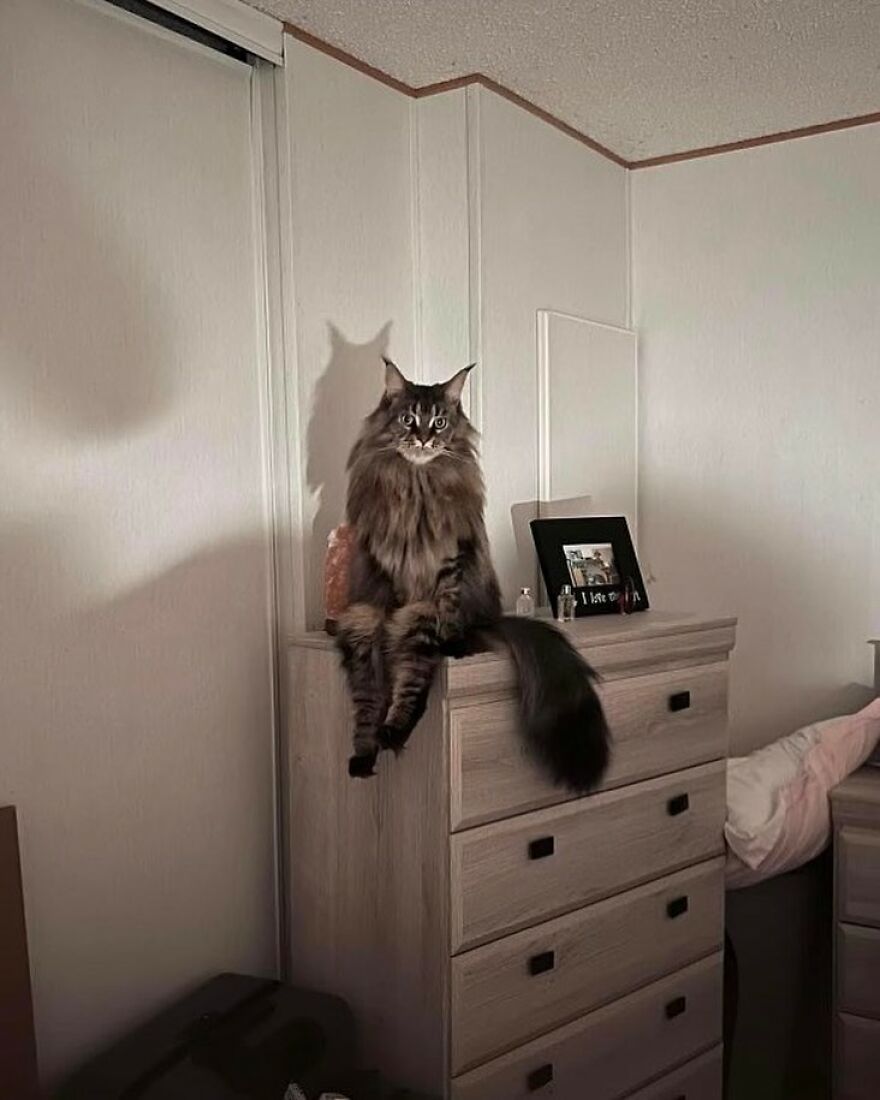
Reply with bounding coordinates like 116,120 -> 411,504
419,74 -> 628,167
536,311 -> 638,535
283,22 -> 415,95
465,85 -> 484,433
629,109 -> 880,169
283,22 -> 625,166
149,0 -> 284,62
283,21 -> 880,171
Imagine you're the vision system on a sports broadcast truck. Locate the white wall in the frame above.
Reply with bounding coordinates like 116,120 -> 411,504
284,38 -> 418,629
414,89 -> 472,393
282,48 -> 631,622
633,125 -> 880,752
0,6 -> 631,1085
474,88 -> 630,602
1,0 -> 277,1084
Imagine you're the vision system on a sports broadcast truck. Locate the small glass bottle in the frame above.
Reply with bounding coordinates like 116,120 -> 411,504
556,584 -> 576,623
515,586 -> 535,617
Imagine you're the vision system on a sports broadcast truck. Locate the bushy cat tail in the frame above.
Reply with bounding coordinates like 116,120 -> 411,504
485,616 -> 610,792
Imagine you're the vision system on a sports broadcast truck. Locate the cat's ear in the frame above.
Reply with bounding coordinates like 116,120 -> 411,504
443,363 -> 475,405
383,356 -> 407,396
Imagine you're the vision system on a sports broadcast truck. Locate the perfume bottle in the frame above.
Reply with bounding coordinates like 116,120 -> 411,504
515,586 -> 535,617
556,584 -> 576,623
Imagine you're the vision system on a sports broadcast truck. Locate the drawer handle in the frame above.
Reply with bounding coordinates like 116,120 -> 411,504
667,895 -> 689,919
528,950 -> 556,976
667,793 -> 690,816
669,690 -> 691,712
665,995 -> 688,1019
526,1063 -> 554,1091
528,836 -> 555,860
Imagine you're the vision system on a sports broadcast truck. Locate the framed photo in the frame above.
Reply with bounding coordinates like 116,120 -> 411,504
530,516 -> 649,617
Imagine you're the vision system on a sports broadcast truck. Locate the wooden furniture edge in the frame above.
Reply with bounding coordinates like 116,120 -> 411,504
288,612 -> 738,654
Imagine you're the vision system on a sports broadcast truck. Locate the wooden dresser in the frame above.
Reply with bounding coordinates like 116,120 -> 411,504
831,767 -> 880,1100
287,611 -> 736,1099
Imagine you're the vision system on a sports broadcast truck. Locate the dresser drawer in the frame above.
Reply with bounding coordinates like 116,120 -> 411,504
451,663 -> 729,830
838,924 -> 880,1019
838,827 -> 880,928
451,761 -> 725,951
450,952 -> 722,1100
837,1013 -> 880,1100
626,1045 -> 723,1100
450,858 -> 724,1073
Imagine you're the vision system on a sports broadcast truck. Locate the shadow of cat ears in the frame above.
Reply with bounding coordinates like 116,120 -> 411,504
382,357 -> 475,403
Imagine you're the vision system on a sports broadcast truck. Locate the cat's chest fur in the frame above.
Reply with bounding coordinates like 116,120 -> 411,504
354,456 -> 478,600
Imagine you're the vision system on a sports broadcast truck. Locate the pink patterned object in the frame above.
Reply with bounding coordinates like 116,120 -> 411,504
725,696 -> 880,887
323,524 -> 355,635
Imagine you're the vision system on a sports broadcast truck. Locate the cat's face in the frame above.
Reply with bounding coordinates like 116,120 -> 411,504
379,359 -> 473,465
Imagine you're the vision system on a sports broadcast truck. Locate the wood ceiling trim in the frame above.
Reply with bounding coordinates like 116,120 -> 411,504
283,22 -> 880,171
284,22 -> 418,97
283,22 -> 626,167
629,109 -> 880,168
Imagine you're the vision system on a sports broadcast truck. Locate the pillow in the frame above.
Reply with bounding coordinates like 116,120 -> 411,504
725,697 -> 880,888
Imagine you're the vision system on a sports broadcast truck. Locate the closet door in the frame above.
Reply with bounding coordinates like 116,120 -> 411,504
0,0 -> 277,1085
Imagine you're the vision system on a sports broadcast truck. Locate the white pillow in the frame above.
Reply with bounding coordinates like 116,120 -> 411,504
725,698 -> 880,888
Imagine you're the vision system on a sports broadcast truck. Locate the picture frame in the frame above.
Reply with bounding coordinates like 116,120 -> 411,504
529,515 -> 649,618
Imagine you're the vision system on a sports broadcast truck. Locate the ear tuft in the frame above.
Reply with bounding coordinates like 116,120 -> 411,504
443,363 -> 475,404
383,356 -> 407,395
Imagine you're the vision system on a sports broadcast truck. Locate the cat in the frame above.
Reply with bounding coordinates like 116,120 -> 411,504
334,357 -> 610,789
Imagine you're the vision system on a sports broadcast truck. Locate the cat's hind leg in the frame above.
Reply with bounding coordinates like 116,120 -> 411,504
335,603 -> 387,777
379,601 -> 441,753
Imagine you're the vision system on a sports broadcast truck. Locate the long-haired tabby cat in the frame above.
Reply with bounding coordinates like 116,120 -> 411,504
335,358 -> 610,790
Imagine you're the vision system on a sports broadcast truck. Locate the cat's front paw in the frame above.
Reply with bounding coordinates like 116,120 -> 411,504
348,749 -> 378,778
377,724 -> 409,755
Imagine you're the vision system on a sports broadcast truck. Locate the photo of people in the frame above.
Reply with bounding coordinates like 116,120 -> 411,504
563,542 -> 620,588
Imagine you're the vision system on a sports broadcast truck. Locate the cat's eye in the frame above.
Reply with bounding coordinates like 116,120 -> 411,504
399,413 -> 415,428
433,416 -> 447,431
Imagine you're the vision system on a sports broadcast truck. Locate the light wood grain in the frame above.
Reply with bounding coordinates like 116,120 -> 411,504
838,827 -> 880,929
287,614 -> 733,1095
837,924 -> 880,1019
450,952 -> 722,1100
450,858 -> 724,1073
291,610 -> 736,653
445,616 -> 736,703
832,768 -> 880,830
287,646 -> 450,1092
833,769 -> 880,1095
451,761 -> 725,951
290,613 -> 737,705
451,662 -> 729,830
836,1013 -> 880,1100
625,1044 -> 723,1100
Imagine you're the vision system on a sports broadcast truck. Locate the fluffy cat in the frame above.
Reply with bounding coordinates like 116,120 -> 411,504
335,358 -> 610,789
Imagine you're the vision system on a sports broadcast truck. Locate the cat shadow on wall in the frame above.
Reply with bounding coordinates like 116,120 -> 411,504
305,322 -> 393,626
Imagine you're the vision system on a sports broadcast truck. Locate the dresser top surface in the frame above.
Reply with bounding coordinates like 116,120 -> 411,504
290,609 -> 737,660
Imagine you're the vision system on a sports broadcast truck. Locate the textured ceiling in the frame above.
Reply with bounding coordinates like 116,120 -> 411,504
247,0 -> 879,161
